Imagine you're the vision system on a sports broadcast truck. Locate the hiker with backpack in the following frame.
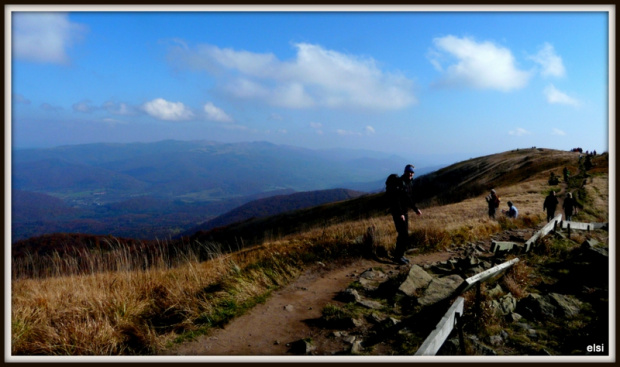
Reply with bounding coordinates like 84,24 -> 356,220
563,192 -> 579,221
485,189 -> 500,218
543,190 -> 559,222
386,164 -> 422,265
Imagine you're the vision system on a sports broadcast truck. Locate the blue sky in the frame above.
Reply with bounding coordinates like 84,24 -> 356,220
9,6 -> 612,166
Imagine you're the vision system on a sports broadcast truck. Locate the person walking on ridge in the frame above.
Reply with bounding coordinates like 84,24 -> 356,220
485,189 -> 500,219
543,191 -> 559,222
386,164 -> 422,265
563,192 -> 578,221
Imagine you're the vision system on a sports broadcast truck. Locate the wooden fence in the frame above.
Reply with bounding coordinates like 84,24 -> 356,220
413,215 -> 607,355
415,297 -> 465,356
415,258 -> 520,356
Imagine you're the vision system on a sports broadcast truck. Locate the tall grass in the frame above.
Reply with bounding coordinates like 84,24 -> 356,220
10,171 -> 609,355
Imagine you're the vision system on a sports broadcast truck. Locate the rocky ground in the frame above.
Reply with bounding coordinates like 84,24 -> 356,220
162,227 -> 609,357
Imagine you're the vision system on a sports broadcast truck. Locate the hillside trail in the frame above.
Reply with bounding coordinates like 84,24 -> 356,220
161,251 -> 455,356
161,166 -> 583,356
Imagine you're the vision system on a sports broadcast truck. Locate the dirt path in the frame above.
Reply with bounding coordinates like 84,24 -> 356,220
162,252 -> 454,356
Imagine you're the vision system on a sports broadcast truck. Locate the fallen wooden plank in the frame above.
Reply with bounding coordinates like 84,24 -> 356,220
415,297 -> 465,356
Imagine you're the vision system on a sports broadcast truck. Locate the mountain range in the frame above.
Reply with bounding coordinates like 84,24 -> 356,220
11,140 -> 439,242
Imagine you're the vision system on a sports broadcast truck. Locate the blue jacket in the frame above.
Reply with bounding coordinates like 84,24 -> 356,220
507,205 -> 518,218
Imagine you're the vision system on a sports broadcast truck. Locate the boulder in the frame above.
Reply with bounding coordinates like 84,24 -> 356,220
398,265 -> 433,297
490,293 -> 517,316
418,274 -> 464,306
517,293 -> 581,320
517,294 -> 556,320
548,293 -> 582,318
338,288 -> 361,303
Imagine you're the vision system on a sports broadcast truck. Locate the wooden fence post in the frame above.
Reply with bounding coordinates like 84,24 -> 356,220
567,223 -> 571,239
455,313 -> 466,355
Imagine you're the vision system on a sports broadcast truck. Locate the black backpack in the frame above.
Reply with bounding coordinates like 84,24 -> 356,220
385,173 -> 401,195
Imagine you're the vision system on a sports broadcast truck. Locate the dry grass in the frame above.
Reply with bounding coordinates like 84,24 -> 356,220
10,164 -> 609,356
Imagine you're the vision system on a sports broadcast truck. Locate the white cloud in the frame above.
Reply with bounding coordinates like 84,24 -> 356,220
429,35 -> 531,91
143,98 -> 194,121
203,102 -> 233,122
40,103 -> 62,112
552,128 -> 566,136
544,84 -> 580,107
12,12 -> 87,64
365,126 -> 376,135
509,128 -> 531,136
168,42 -> 416,110
529,43 -> 565,78
103,101 -> 138,116
73,100 -> 97,113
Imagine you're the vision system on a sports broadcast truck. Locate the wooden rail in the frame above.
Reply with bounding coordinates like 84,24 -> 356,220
415,297 -> 465,356
456,257 -> 520,294
524,214 -> 562,252
414,259 -> 520,356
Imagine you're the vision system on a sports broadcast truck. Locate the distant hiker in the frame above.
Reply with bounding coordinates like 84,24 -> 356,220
485,189 -> 500,218
563,167 -> 570,182
502,201 -> 518,218
386,164 -> 422,265
563,192 -> 579,221
543,191 -> 559,222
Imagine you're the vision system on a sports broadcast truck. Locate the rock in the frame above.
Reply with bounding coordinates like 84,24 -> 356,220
517,293 -> 556,320
351,340 -> 365,354
360,268 -> 384,280
548,293 -> 582,318
357,298 -> 384,310
290,338 -> 316,355
418,274 -> 465,306
341,317 -> 364,329
506,312 -> 523,323
358,268 -> 388,291
488,334 -> 503,346
366,312 -> 385,324
398,265 -> 433,297
467,335 -> 497,355
338,288 -> 361,303
487,284 -> 504,299
284,304 -> 295,312
580,238 -> 599,249
518,293 -> 582,320
492,293 -> 517,316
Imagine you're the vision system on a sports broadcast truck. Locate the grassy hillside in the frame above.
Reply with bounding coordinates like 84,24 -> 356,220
10,148 -> 609,355
188,148 -> 595,248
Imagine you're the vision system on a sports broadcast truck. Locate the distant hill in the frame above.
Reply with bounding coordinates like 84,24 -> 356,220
12,140 -> 410,202
188,148 -> 597,248
13,147 -> 603,257
180,188 -> 366,237
410,148 -> 579,206
12,140 -> 419,242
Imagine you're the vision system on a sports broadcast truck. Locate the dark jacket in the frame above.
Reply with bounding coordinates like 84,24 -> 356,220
543,194 -> 559,211
388,174 -> 420,217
